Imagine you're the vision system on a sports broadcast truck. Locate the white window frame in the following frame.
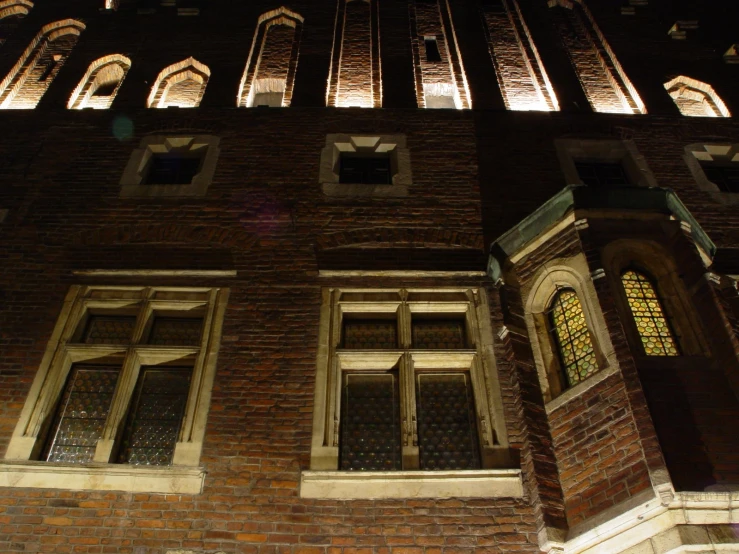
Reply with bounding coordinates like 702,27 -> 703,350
303,287 -> 521,499
1,285 -> 229,494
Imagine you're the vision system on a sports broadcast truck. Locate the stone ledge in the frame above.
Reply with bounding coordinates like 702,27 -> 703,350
0,461 -> 206,494
300,469 -> 523,499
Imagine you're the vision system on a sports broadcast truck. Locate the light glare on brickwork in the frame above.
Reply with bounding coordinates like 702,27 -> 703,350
147,57 -> 210,109
664,76 -> 731,118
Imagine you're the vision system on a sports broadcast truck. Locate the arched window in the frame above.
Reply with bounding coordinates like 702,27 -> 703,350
0,19 -> 85,110
549,288 -> 599,388
147,57 -> 210,109
237,7 -> 303,108
68,54 -> 131,110
664,76 -> 731,118
621,269 -> 679,356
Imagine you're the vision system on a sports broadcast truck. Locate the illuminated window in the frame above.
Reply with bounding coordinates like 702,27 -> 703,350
3,286 -> 229,493
621,270 -> 679,356
147,57 -> 210,109
68,54 -> 131,110
664,76 -> 731,118
548,289 -> 599,387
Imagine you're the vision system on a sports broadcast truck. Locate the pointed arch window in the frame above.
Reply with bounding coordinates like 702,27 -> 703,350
664,76 -> 731,118
68,54 -> 131,110
147,57 -> 210,109
548,288 -> 599,387
621,270 -> 679,356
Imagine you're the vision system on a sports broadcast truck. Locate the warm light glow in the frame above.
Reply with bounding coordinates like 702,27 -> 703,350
68,54 -> 131,110
237,7 -> 304,108
664,76 -> 731,118
147,57 -> 210,109
0,0 -> 33,20
0,19 -> 85,110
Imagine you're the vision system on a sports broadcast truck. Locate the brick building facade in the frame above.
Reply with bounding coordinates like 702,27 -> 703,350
0,1 -> 738,553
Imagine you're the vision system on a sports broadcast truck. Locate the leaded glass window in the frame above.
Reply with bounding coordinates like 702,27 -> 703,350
343,319 -> 397,349
412,319 -> 466,349
81,315 -> 136,344
117,368 -> 192,466
621,270 -> 679,356
340,373 -> 401,471
147,317 -> 203,346
549,289 -> 599,387
417,374 -> 480,470
44,366 -> 120,463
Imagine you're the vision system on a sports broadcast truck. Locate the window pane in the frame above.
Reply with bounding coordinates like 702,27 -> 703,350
147,317 -> 203,346
82,315 -> 136,344
44,366 -> 120,464
339,154 -> 392,184
549,289 -> 599,386
621,270 -> 679,356
424,38 -> 442,62
412,319 -> 466,349
145,154 -> 202,185
340,373 -> 401,471
417,373 -> 480,470
702,164 -> 739,193
117,368 -> 192,466
343,319 -> 397,349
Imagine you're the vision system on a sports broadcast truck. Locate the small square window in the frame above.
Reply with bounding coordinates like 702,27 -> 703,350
424,37 -> 442,62
144,154 -> 203,185
339,154 -> 392,185
574,161 -> 631,186
700,164 -> 739,193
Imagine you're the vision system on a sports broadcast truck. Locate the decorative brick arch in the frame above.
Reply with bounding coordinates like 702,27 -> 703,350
237,7 -> 304,108
0,18 -> 85,109
147,57 -> 210,109
67,54 -> 131,110
549,0 -> 645,114
664,76 -> 731,118
0,0 -> 33,19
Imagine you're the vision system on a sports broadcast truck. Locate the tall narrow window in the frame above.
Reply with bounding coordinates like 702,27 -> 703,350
549,0 -> 644,114
424,37 -> 442,62
238,8 -> 303,108
68,55 -> 131,110
621,270 -> 679,356
0,19 -> 85,109
549,289 -> 599,387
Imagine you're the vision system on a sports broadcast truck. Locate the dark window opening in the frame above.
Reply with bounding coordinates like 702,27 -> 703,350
424,37 -> 442,62
145,153 -> 203,185
342,319 -> 397,349
701,163 -> 739,193
575,161 -> 631,186
38,56 -> 62,82
339,154 -> 392,185
92,81 -> 119,97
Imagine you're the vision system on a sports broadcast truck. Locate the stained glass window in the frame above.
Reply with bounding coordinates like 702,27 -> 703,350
412,319 -> 466,349
117,367 -> 192,466
148,317 -> 203,346
416,374 -> 480,470
549,289 -> 599,387
340,374 -> 401,471
82,315 -> 136,344
621,270 -> 679,356
343,320 -> 397,349
44,366 -> 120,463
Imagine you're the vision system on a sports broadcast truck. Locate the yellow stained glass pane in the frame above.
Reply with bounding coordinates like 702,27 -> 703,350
621,270 -> 679,356
549,289 -> 599,387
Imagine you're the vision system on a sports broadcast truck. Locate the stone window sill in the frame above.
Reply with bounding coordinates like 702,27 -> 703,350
300,469 -> 523,499
0,461 -> 205,494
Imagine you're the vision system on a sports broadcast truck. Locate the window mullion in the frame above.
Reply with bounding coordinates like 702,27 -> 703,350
93,349 -> 142,463
400,352 -> 419,470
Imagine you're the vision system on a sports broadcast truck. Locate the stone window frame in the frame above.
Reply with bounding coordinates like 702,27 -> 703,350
556,138 -> 658,188
602,239 -> 709,359
0,285 -> 229,494
120,135 -> 221,198
302,287 -> 522,500
684,143 -> 739,205
523,254 -> 620,411
320,134 -> 412,198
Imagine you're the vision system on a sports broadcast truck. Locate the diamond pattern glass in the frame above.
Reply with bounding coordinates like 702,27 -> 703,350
44,366 -> 120,464
549,289 -> 599,386
117,368 -> 192,466
148,317 -> 203,346
412,319 -> 466,349
82,315 -> 136,344
622,270 -> 679,356
417,374 -> 480,470
343,320 -> 397,349
340,374 -> 401,471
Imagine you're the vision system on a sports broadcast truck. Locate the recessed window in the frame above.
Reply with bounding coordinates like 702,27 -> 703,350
339,154 -> 392,185
548,289 -> 599,387
700,163 -> 739,193
424,37 -> 442,62
144,153 -> 203,185
574,161 -> 631,186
